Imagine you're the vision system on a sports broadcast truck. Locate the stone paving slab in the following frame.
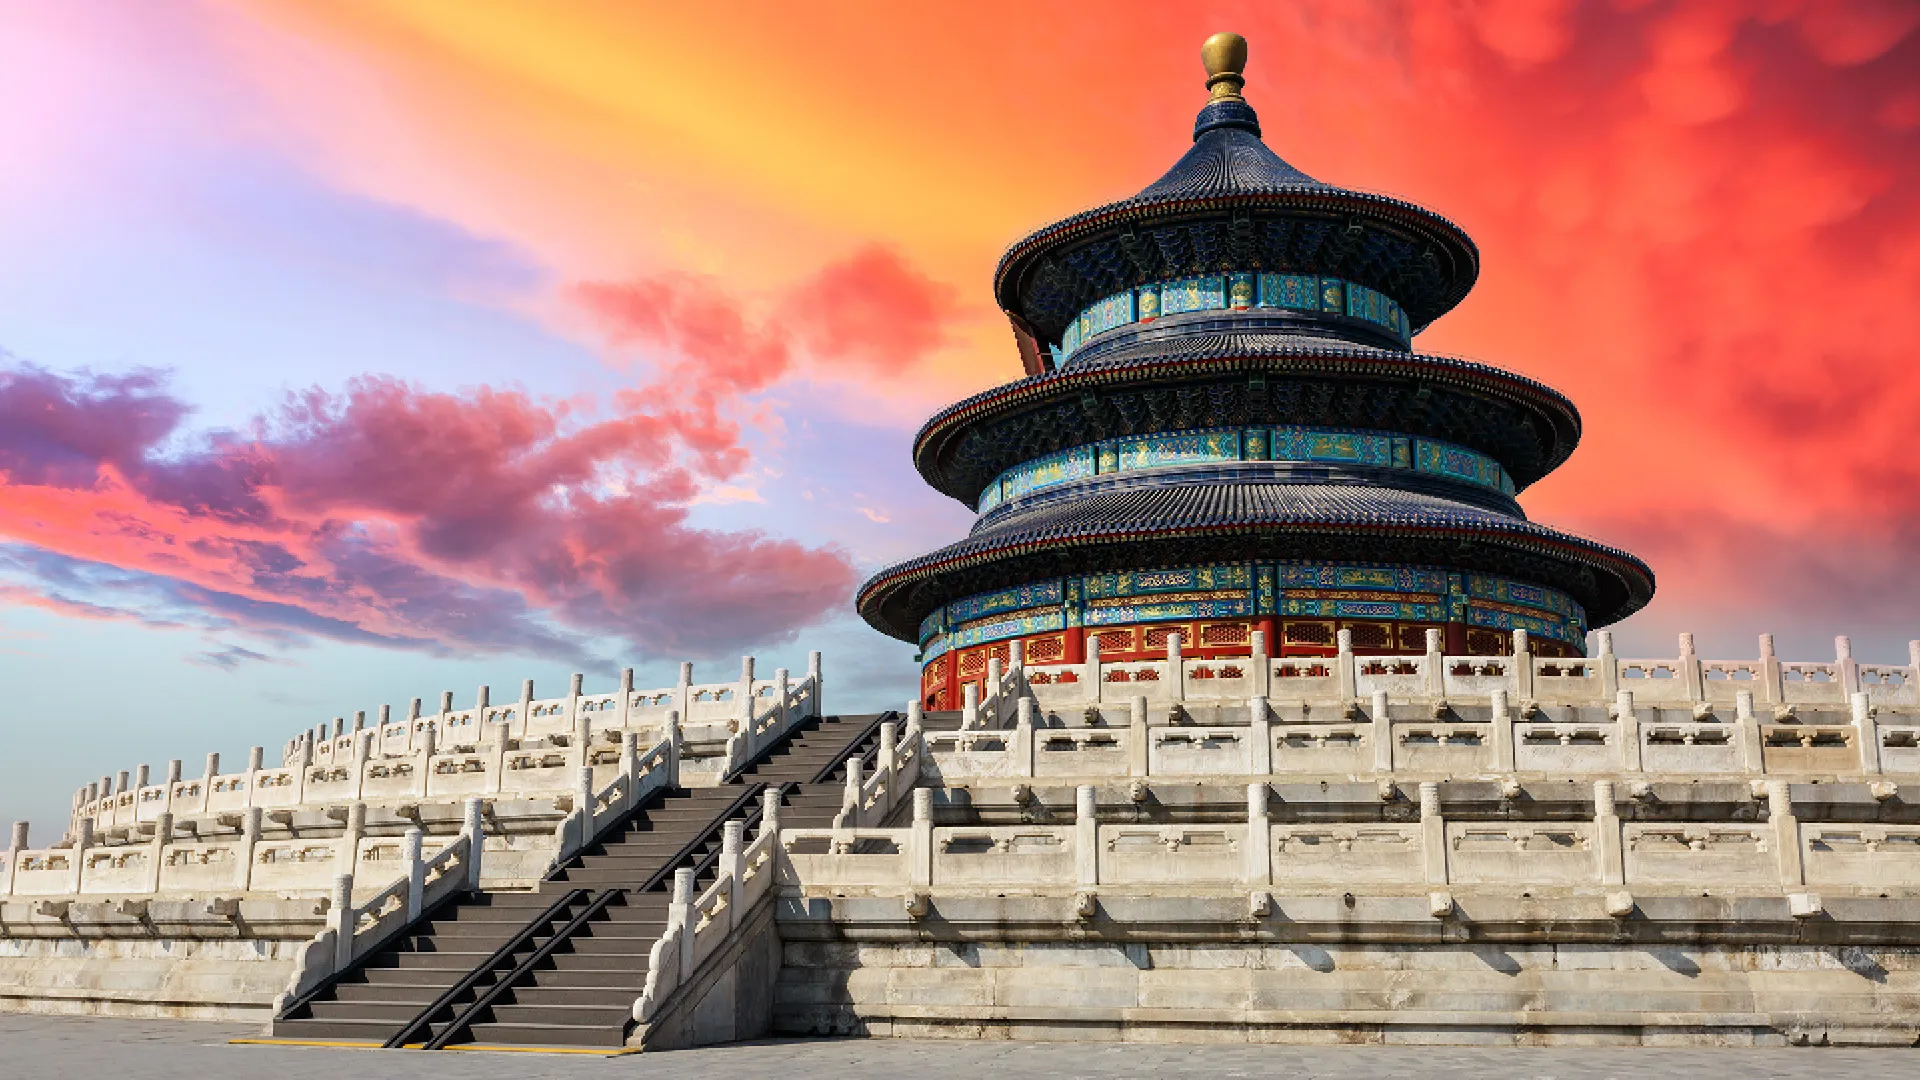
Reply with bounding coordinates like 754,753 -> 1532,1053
1,1013 -> 1916,1079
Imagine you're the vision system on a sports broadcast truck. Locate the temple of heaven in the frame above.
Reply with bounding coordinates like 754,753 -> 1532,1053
858,33 -> 1655,711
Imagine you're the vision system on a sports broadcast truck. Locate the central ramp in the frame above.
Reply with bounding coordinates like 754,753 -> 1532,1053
269,713 -> 892,1050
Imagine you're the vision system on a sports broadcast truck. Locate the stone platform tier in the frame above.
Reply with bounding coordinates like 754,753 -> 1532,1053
0,653 -> 823,1025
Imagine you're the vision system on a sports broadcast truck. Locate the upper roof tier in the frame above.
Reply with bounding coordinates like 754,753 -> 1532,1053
993,34 -> 1479,361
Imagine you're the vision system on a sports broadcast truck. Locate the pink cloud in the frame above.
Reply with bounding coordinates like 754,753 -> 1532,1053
0,360 -> 856,660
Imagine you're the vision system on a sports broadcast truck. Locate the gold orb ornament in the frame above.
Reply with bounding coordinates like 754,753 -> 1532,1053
1201,32 -> 1248,101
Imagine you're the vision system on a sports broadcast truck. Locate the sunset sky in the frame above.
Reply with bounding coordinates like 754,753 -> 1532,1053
3,0 -> 1918,833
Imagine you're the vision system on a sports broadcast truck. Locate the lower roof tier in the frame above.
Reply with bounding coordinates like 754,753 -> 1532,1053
913,332 -> 1582,504
856,481 -> 1654,641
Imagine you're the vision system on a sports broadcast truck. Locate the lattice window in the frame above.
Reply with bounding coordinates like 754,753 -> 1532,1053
1284,621 -> 1333,645
1093,630 -> 1136,653
1026,635 -> 1065,662
1466,629 -> 1508,656
1144,626 -> 1184,649
1348,623 -> 1390,650
1201,622 -> 1249,647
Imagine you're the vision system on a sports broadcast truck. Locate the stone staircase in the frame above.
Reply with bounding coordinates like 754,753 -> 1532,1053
269,712 -> 895,1050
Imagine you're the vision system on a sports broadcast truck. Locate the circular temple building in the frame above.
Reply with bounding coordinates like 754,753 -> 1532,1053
859,34 -> 1655,710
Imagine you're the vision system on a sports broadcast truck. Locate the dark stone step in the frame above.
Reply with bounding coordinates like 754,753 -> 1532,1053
543,950 -> 653,972
459,1020 -> 627,1048
505,985 -> 644,1007
483,1002 -> 631,1027
269,1017 -> 398,1041
519,967 -> 651,989
303,999 -> 426,1023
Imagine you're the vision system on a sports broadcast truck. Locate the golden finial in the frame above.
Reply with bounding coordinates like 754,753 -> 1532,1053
1201,32 -> 1248,102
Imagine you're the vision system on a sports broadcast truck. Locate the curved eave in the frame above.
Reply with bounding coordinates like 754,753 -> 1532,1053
911,345 -> 1582,502
991,188 -> 1480,335
858,514 -> 1653,645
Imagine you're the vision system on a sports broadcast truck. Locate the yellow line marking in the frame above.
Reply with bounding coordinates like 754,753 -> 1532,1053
446,1043 -> 640,1055
227,1038 -> 391,1049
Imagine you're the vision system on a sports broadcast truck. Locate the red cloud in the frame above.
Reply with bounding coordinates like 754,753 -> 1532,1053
571,243 -> 961,387
0,362 -> 856,659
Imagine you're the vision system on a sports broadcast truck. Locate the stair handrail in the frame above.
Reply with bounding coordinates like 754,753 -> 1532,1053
719,666 -> 820,778
547,731 -> 676,871
382,886 -> 588,1049
633,785 -> 788,1025
270,809 -> 480,1023
839,714 -> 917,828
423,886 -> 624,1050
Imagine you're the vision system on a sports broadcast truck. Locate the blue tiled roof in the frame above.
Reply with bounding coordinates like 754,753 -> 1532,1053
911,335 -> 1583,502
857,482 -> 1654,640
992,98 -> 1479,339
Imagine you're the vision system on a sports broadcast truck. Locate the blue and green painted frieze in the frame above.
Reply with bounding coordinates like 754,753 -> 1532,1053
976,425 -> 1515,513
1053,271 -> 1410,362
915,559 -> 1587,661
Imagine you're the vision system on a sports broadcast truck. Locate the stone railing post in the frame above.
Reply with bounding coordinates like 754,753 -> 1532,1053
337,801 -> 366,880
1250,630 -> 1271,698
237,807 -> 260,891
1853,692 -> 1881,775
574,766 -> 595,852
676,663 -> 694,730
618,667 -> 635,730
909,788 -> 934,889
407,697 -> 423,752
620,731 -> 640,812
1371,690 -> 1393,773
149,812 -> 173,893
1009,640 -> 1025,700
568,673 -> 588,765
1167,632 -> 1184,701
671,868 -> 697,973
403,828 -> 425,920
200,753 -> 219,814
1246,782 -> 1271,886
1249,695 -> 1271,775
1679,632 -> 1704,702
1597,630 -> 1619,699
462,795 -> 486,890
665,711 -> 682,784
1593,780 -> 1624,886
878,720 -> 900,810
165,760 -> 182,814
1616,690 -> 1642,772
1424,629 -> 1445,697
349,730 -> 371,801
774,668 -> 791,741
415,726 -> 436,798
5,821 -> 27,896
330,873 -> 355,970
1013,698 -> 1035,779
1838,635 -> 1860,696
761,788 -> 782,839
721,821 -> 745,918
839,759 -> 863,827
1490,689 -> 1515,772
1769,781 -> 1804,888
1084,634 -> 1103,694
1336,629 -> 1357,700
808,650 -> 823,718
1910,640 -> 1920,683
738,656 -> 756,733
1512,631 -> 1535,701
985,656 -> 1004,726
516,679 -> 535,742
1128,696 -> 1149,777
1420,782 -> 1447,885
1075,785 -> 1099,887
1759,634 -> 1783,704
70,818 -> 93,893
961,683 -> 980,730
1734,690 -> 1764,773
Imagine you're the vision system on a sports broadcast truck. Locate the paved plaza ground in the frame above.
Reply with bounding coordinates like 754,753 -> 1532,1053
3,1014 -> 1919,1079
3,1006 -> 1920,1076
